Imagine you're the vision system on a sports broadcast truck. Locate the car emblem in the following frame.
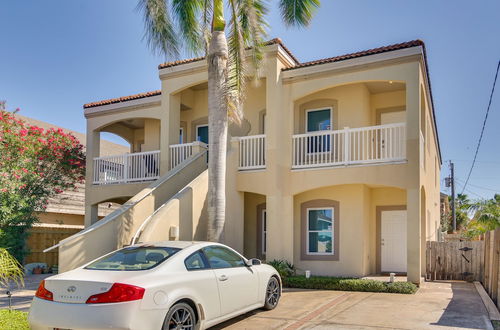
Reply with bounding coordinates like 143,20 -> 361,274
67,286 -> 76,293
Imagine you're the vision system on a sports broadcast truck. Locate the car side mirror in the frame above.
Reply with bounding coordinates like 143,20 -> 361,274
245,258 -> 261,267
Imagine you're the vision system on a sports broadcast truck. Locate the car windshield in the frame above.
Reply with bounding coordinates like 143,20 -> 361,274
85,246 -> 181,271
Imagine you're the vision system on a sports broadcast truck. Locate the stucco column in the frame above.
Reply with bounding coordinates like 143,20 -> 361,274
405,67 -> 422,284
223,139 -> 244,252
160,92 -> 181,175
84,204 -> 99,227
84,129 -> 100,227
263,53 -> 294,263
266,195 -> 294,262
407,188 -> 421,284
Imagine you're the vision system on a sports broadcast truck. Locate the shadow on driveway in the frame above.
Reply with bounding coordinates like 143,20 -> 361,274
431,281 -> 490,329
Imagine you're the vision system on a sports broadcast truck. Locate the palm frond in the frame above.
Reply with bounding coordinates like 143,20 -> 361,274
0,248 -> 24,289
137,0 -> 180,59
201,0 -> 213,52
171,0 -> 204,56
226,0 -> 247,124
279,0 -> 320,27
239,0 -> 269,78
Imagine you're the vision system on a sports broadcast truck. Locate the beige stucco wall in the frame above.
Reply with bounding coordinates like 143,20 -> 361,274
293,185 -> 368,277
179,81 -> 266,142
37,212 -> 84,226
289,185 -> 407,277
137,170 -> 209,243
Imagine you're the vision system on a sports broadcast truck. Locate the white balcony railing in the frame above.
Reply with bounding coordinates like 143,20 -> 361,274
292,123 -> 406,169
93,150 -> 160,185
236,134 -> 266,170
169,141 -> 207,169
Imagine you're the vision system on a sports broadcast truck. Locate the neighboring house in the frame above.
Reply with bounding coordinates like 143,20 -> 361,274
14,115 -> 127,266
55,39 -> 441,284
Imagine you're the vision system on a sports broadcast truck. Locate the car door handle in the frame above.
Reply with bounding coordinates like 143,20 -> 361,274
218,275 -> 228,281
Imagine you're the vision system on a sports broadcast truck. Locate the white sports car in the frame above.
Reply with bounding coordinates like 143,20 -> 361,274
29,241 -> 281,330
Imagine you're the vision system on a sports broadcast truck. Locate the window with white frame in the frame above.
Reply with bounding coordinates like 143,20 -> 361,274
307,208 -> 334,255
306,108 -> 332,153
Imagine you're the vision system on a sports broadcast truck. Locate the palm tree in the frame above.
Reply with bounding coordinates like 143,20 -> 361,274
0,248 -> 24,289
472,194 -> 500,228
138,0 -> 321,241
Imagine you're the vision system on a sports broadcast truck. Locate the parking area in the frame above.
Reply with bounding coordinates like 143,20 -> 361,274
2,278 -> 492,329
212,281 -> 492,330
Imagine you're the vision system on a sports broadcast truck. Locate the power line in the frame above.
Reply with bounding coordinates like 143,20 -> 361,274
455,178 -> 499,193
454,180 -> 484,198
462,60 -> 500,193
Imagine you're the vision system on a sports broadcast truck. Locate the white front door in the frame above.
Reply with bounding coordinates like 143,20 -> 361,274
381,210 -> 407,273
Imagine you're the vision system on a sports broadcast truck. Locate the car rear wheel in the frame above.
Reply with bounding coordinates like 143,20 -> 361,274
263,276 -> 280,310
162,302 -> 197,330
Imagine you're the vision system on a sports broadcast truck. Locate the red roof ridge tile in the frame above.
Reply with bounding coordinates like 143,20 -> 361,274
283,40 -> 425,71
157,38 -> 299,70
84,90 -> 161,109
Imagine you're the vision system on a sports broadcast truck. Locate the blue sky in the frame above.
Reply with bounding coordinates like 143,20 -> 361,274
1,0 -> 499,199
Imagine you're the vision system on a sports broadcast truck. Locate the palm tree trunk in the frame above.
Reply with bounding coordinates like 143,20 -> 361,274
207,30 -> 228,242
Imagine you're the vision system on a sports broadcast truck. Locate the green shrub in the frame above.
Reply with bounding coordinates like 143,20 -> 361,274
284,276 -> 417,294
385,281 -> 418,294
267,259 -> 296,278
0,310 -> 29,330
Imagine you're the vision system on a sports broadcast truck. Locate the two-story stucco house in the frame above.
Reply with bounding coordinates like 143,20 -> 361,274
54,39 -> 441,284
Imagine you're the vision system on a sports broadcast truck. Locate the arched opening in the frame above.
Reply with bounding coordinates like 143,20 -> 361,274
91,118 -> 162,185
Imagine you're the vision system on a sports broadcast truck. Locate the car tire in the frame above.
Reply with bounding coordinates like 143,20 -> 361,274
162,302 -> 198,330
263,276 -> 280,310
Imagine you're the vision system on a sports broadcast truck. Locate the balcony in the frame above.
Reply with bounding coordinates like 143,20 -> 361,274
93,150 -> 160,185
234,135 -> 266,171
292,123 -> 406,169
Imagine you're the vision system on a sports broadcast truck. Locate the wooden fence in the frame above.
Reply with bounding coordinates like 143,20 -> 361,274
483,229 -> 500,305
426,240 -> 485,282
25,225 -> 82,268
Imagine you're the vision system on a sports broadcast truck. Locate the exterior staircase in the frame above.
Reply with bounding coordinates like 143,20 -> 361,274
47,150 -> 208,272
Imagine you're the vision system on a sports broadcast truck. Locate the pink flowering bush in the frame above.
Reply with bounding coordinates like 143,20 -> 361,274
0,102 -> 85,261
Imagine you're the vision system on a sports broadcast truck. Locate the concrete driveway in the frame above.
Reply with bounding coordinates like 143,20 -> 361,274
2,278 -> 491,329
211,281 -> 492,330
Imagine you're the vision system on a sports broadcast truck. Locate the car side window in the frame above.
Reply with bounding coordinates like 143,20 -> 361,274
203,246 -> 245,269
185,250 -> 210,271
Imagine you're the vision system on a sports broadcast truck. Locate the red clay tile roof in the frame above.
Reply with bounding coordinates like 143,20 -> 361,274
158,56 -> 206,69
157,38 -> 299,70
283,40 -> 425,71
83,90 -> 161,109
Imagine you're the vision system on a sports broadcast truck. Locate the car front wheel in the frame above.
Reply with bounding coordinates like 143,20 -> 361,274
263,276 -> 280,310
163,302 -> 197,330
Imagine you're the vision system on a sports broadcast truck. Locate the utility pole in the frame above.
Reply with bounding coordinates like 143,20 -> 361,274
450,161 -> 456,232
